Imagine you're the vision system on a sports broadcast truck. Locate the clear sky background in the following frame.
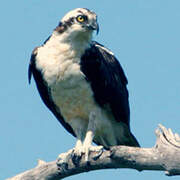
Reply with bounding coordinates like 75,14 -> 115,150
1,1 -> 180,180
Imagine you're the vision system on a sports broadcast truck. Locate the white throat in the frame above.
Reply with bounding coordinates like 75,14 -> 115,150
36,29 -> 93,86
51,30 -> 93,56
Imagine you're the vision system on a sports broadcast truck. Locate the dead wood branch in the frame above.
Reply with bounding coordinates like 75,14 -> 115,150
6,124 -> 180,180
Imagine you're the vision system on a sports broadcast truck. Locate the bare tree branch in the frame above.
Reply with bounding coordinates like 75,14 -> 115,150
6,124 -> 180,180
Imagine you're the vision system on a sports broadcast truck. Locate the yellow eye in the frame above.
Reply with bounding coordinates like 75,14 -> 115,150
77,15 -> 85,22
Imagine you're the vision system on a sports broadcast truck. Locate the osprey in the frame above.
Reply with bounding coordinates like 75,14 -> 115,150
29,8 -> 140,160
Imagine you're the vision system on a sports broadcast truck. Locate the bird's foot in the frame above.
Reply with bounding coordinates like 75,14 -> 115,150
73,145 -> 103,162
84,145 -> 103,161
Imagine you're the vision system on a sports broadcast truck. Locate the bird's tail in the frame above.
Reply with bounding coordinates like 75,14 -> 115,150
115,122 -> 140,147
127,132 -> 140,147
94,122 -> 140,149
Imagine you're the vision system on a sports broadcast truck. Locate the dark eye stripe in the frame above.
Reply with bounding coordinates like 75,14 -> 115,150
55,17 -> 75,34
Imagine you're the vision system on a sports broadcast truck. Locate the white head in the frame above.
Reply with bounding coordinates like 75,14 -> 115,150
53,8 -> 99,42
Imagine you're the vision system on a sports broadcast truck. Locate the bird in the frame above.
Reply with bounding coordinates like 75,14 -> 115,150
28,8 -> 140,160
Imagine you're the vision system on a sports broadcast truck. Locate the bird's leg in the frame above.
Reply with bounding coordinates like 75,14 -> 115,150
68,117 -> 93,160
71,114 -> 103,161
74,138 -> 83,156
83,111 -> 103,161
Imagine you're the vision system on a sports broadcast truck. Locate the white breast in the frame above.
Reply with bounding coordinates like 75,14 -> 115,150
35,34 -> 97,123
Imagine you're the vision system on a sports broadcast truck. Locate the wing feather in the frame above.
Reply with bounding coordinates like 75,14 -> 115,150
28,48 -> 76,137
80,41 -> 130,127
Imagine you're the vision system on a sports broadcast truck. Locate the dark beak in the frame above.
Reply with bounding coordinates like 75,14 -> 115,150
87,21 -> 99,35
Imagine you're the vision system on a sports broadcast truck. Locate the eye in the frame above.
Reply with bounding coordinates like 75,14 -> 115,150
76,15 -> 87,23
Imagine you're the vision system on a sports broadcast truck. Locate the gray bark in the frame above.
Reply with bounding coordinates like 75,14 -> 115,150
6,124 -> 180,180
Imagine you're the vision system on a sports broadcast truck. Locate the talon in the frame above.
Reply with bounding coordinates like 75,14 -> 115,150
92,146 -> 104,160
84,145 -> 104,161
72,153 -> 82,166
72,147 -> 84,166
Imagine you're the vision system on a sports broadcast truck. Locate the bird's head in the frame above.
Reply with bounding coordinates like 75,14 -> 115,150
54,8 -> 99,41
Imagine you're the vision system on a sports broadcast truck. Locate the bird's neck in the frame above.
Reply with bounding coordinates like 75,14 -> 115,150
50,31 -> 92,56
43,31 -> 92,64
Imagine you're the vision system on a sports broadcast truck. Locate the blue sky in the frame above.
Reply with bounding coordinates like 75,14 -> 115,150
1,1 -> 180,179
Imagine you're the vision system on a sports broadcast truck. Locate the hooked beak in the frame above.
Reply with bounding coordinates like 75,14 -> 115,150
87,21 -> 99,35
